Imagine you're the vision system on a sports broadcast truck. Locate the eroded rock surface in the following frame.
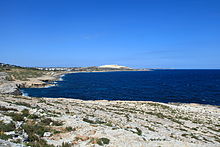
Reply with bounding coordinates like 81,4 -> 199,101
0,139 -> 24,147
0,82 -> 21,95
0,72 -> 8,81
0,95 -> 219,147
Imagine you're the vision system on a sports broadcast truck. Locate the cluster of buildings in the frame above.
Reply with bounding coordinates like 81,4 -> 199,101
36,65 -> 134,71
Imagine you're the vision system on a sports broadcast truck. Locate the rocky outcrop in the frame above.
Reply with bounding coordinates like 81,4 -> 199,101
0,72 -> 60,95
0,139 -> 24,147
0,72 -> 8,81
0,82 -> 22,95
0,72 -> 22,95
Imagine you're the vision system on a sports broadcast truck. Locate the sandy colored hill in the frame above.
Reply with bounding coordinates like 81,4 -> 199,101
99,65 -> 132,69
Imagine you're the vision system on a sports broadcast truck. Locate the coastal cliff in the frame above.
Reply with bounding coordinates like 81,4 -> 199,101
0,63 -> 70,95
0,72 -> 48,95
0,72 -> 21,95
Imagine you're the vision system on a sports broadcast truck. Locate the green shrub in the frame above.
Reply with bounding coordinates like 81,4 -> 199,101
59,142 -> 72,147
29,114 -> 39,119
5,75 -> 14,81
26,137 -> 55,147
22,123 -> 50,137
52,120 -> 63,126
83,118 -> 105,124
0,132 -> 12,140
83,118 -> 94,124
96,138 -> 110,146
21,123 -> 55,147
41,118 -> 53,125
21,109 -> 39,120
12,139 -> 22,144
0,106 -> 17,111
135,127 -> 142,136
41,118 -> 63,126
38,99 -> 47,103
28,133 -> 39,142
5,112 -> 24,121
105,122 -> 112,127
0,121 -> 16,132
65,127 -> 74,132
14,102 -> 31,107
21,109 -> 29,117
52,130 -> 61,134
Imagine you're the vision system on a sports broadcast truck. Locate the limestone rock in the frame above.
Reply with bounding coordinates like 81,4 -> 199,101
0,139 -> 24,147
44,132 -> 52,137
0,82 -> 21,95
0,72 -> 8,81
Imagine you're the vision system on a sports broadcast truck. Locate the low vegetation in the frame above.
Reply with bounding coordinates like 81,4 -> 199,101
0,121 -> 16,132
83,118 -> 105,124
65,126 -> 75,132
0,131 -> 12,140
0,106 -> 18,111
0,94 -> 219,146
40,118 -> 63,126
58,143 -> 71,147
14,101 -> 32,107
0,65 -> 46,81
96,138 -> 110,146
4,112 -> 25,121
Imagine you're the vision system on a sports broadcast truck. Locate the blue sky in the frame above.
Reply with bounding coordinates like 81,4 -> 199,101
0,0 -> 220,68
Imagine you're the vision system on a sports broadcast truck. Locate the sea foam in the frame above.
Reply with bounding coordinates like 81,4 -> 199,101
20,90 -> 29,97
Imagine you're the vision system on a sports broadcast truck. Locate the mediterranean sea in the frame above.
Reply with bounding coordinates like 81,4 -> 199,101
22,70 -> 220,105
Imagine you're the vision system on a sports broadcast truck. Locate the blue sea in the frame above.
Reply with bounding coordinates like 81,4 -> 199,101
22,70 -> 220,105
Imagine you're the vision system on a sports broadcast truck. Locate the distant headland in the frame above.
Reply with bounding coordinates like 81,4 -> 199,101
0,63 -> 150,95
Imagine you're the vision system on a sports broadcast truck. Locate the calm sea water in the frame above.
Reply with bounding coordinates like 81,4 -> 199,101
22,70 -> 220,105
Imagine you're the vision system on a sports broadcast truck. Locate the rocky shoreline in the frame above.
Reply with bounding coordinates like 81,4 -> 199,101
0,71 -> 220,146
0,94 -> 219,147
0,71 -> 71,96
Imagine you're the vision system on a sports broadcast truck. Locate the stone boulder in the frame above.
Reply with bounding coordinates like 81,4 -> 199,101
0,82 -> 22,95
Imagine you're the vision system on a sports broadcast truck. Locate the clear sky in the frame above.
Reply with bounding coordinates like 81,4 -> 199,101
0,0 -> 220,69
